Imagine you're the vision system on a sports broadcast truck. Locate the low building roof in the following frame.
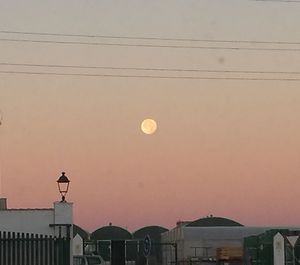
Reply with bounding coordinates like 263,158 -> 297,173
133,226 -> 168,240
186,216 -> 243,227
91,225 -> 132,240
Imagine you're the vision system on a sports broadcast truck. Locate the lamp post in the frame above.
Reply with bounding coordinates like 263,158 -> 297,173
57,172 -> 70,202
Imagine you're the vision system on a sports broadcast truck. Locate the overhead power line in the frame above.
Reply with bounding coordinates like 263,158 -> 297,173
1,38 -> 300,51
251,0 -> 300,2
1,70 -> 300,81
1,62 -> 300,75
1,30 -> 300,45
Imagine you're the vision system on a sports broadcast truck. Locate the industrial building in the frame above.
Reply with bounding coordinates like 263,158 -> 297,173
71,216 -> 300,265
161,216 -> 300,265
78,224 -> 169,265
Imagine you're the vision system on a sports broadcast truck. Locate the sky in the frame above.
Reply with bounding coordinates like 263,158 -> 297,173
1,0 -> 300,232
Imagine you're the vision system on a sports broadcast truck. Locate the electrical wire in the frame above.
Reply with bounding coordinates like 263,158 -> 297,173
1,70 -> 300,81
1,30 -> 300,45
1,62 -> 300,75
251,0 -> 300,2
1,38 -> 300,51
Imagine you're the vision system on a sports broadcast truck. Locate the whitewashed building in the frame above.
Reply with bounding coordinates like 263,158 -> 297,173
0,198 -> 73,238
0,197 -> 74,265
161,216 -> 300,265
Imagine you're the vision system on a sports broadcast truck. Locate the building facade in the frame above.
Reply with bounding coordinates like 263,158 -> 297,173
0,198 -> 73,265
161,216 -> 300,265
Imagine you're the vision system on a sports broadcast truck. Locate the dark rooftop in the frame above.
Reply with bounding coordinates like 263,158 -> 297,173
186,216 -> 243,227
91,225 -> 132,240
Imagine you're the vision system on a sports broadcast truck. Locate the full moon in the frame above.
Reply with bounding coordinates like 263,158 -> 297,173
141,119 -> 157,135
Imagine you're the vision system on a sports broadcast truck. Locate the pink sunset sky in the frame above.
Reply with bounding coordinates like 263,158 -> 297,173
1,0 -> 300,232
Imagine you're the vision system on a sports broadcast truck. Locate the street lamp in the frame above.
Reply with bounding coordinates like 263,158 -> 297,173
57,172 -> 70,202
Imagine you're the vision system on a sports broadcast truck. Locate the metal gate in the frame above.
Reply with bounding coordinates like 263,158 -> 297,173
0,231 -> 70,265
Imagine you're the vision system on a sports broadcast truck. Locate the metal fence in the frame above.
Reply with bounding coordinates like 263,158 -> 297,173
0,231 -> 70,265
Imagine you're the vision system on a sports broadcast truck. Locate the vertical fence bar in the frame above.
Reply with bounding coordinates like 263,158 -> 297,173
21,233 -> 25,265
56,238 -> 60,265
4,232 -> 7,265
11,232 -> 15,265
26,233 -> 30,265
16,232 -> 20,265
44,235 -> 49,265
0,231 -> 68,265
36,234 -> 40,265
16,232 -> 19,265
58,237 -> 63,265
31,233 -> 35,265
63,238 -> 68,265
53,236 -> 57,265
55,237 -> 60,265
7,232 -> 11,265
68,237 -> 71,265
0,231 -> 2,265
40,234 -> 43,265
49,236 -> 53,265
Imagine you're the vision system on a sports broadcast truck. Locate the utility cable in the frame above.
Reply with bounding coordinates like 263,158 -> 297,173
1,62 -> 300,75
1,30 -> 300,45
1,70 -> 300,81
1,38 -> 300,51
251,0 -> 300,2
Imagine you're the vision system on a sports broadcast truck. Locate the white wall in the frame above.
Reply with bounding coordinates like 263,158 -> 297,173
274,233 -> 285,265
54,201 -> 73,224
0,200 -> 74,265
0,209 -> 55,235
73,234 -> 84,255
53,201 -> 73,238
0,201 -> 73,237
